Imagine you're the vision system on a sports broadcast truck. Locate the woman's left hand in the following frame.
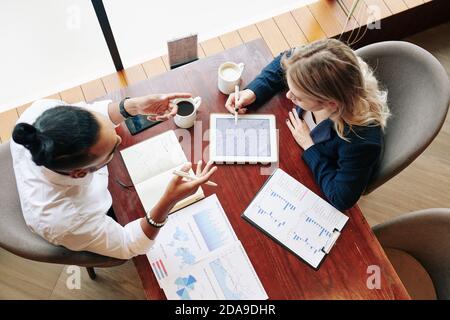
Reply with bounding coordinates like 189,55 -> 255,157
286,108 -> 315,150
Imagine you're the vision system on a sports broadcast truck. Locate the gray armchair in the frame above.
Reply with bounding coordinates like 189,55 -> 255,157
356,41 -> 450,194
373,208 -> 450,300
0,142 -> 126,280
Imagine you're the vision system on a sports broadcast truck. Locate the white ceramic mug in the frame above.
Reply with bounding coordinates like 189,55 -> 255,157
217,62 -> 245,94
172,96 -> 201,129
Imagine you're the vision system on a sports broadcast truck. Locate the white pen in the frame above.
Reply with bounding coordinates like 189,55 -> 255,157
234,85 -> 239,125
172,170 -> 218,187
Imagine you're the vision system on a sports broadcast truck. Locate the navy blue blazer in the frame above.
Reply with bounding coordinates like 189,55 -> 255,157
246,53 -> 383,211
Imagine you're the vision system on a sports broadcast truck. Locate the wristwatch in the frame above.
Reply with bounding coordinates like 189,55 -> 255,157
145,213 -> 168,228
119,97 -> 133,119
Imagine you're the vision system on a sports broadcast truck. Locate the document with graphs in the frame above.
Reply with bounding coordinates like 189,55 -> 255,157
147,194 -> 268,300
242,169 -> 349,269
163,241 -> 268,300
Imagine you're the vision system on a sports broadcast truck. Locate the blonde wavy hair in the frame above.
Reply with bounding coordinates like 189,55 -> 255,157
281,38 -> 390,141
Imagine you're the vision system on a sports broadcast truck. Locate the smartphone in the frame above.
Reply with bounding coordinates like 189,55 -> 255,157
125,115 -> 161,135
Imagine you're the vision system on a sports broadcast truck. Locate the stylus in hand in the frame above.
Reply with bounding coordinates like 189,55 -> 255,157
234,85 -> 239,125
172,170 -> 218,187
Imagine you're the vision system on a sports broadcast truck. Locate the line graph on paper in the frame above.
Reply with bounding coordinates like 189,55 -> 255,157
208,244 -> 265,300
249,172 -> 308,234
242,169 -> 349,268
287,214 -> 333,256
254,189 -> 298,229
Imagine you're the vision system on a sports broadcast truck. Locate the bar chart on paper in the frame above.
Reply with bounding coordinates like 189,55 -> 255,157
242,169 -> 349,268
254,189 -> 300,229
193,209 -> 232,251
147,194 -> 238,284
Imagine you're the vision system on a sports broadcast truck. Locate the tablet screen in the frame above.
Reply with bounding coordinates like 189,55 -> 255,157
215,118 -> 271,157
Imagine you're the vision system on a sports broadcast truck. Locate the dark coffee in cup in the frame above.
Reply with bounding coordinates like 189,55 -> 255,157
176,101 -> 195,116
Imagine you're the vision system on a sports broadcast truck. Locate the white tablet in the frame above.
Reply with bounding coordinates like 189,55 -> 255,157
209,113 -> 278,164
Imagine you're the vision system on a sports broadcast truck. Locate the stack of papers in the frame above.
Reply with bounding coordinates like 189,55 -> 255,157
147,194 -> 268,300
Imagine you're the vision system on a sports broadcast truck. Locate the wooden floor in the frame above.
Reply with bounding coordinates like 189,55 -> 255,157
0,0 -> 447,299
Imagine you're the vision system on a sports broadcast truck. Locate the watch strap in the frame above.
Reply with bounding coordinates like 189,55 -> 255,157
119,97 -> 132,119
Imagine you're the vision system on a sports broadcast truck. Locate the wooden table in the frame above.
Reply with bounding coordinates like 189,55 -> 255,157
104,39 -> 410,300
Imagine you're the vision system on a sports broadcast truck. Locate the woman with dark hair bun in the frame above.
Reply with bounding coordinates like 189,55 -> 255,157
11,95 -> 217,259
13,122 -> 54,166
13,105 -> 100,171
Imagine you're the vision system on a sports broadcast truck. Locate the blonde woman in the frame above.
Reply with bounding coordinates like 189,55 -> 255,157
225,39 -> 390,211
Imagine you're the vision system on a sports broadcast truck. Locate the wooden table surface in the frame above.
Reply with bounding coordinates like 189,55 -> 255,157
103,39 -> 410,300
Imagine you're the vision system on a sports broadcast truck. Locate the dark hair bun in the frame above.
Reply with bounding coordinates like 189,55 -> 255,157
12,123 -> 38,145
12,123 -> 54,166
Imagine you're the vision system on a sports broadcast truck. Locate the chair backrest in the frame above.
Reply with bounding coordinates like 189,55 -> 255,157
373,208 -> 450,300
356,41 -> 450,194
0,142 -> 125,268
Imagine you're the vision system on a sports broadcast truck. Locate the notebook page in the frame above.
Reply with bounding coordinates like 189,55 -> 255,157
120,130 -> 187,185
135,164 -> 204,215
242,169 -> 348,268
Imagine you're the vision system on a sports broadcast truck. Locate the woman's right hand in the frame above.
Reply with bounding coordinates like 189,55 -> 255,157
224,89 -> 256,115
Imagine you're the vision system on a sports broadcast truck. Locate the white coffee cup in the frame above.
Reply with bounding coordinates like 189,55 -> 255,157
172,96 -> 201,129
218,62 -> 245,94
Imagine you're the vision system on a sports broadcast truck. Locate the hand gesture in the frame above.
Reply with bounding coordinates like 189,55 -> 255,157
130,93 -> 192,121
161,161 -> 217,208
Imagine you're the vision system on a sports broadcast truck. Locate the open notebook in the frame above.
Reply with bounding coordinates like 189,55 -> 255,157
242,168 -> 349,269
120,130 -> 204,214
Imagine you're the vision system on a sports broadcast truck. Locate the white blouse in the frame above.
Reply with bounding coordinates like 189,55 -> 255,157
10,99 -> 154,260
